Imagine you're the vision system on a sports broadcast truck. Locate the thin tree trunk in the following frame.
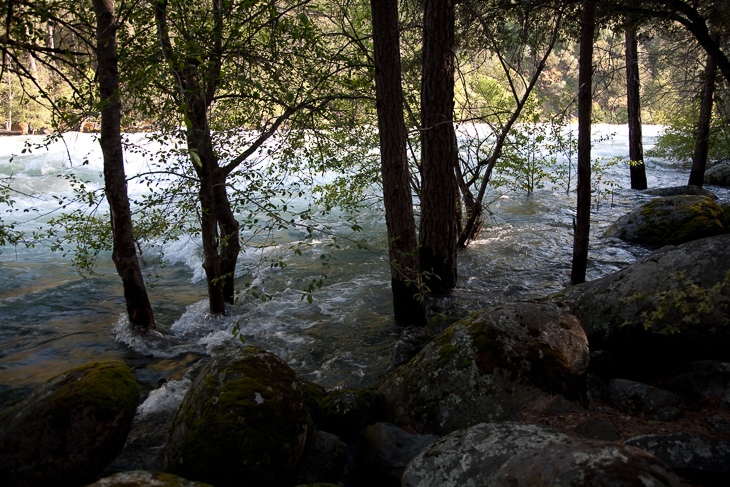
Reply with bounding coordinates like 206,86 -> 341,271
625,22 -> 647,190
47,23 -> 57,74
370,0 -> 426,326
571,0 -> 595,285
420,0 -> 458,292
93,0 -> 156,330
688,31 -> 719,187
186,96 -> 227,315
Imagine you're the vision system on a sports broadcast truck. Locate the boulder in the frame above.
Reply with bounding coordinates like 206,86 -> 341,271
625,433 -> 730,478
87,470 -> 210,486
706,163 -> 730,186
360,422 -> 439,482
318,388 -> 378,440
605,195 -> 727,248
491,440 -> 682,487
0,361 -> 138,487
294,430 -> 348,486
557,234 -> 730,378
643,185 -> 717,199
375,303 -> 589,435
400,422 -> 575,487
574,418 -> 620,441
608,379 -> 684,421
664,360 -> 730,404
165,346 -> 309,487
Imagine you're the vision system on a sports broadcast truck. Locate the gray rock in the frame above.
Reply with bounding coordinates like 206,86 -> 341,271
574,418 -> 620,441
294,430 -> 348,485
664,360 -> 730,404
87,470 -> 210,486
625,433 -> 730,474
706,164 -> 730,187
318,388 -> 378,440
165,346 -> 309,487
376,303 -> 589,435
0,361 -> 138,487
557,235 -> 730,378
401,422 -> 575,487
642,185 -> 717,199
609,379 -> 684,421
492,440 -> 682,487
722,389 -> 730,410
361,422 -> 439,481
605,195 -> 726,248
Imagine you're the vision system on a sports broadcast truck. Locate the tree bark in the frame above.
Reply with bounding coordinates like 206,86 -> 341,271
625,22 -> 647,190
571,0 -> 595,285
420,0 -> 458,292
370,0 -> 426,326
93,0 -> 156,330
688,31 -> 719,187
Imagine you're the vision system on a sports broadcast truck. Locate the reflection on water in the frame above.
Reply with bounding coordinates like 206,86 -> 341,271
1,125 -> 728,407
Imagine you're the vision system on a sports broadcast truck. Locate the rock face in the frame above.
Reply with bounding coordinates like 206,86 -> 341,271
608,379 -> 684,421
706,163 -> 730,186
558,235 -> 730,378
361,422 -> 439,482
664,360 -> 730,404
605,195 -> 727,247
318,388 -> 378,440
294,430 -> 348,486
376,303 -> 589,435
0,361 -> 139,487
491,441 -> 682,487
401,422 -> 575,487
165,346 -> 309,487
625,433 -> 730,476
87,470 -> 211,486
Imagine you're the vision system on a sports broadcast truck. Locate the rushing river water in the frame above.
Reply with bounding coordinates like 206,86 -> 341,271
1,124 -> 726,408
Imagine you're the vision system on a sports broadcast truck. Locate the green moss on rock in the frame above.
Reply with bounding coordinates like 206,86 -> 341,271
165,347 -> 309,487
318,388 -> 377,440
0,361 -> 138,487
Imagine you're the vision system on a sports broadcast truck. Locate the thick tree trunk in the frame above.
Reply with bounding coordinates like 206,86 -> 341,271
625,23 -> 647,190
420,0 -> 458,292
571,0 -> 595,285
93,0 -> 156,330
688,32 -> 719,187
370,0 -> 426,326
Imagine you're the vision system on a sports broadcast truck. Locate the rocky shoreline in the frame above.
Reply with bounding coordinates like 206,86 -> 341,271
2,188 -> 730,486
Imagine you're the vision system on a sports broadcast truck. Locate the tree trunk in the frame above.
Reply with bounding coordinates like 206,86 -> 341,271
571,0 -> 595,285
93,0 -> 156,330
688,31 -> 719,187
370,0 -> 426,326
625,22 -> 647,190
420,0 -> 458,292
185,95 -> 228,315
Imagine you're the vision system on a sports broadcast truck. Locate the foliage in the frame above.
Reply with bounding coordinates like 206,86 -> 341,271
623,270 -> 730,334
647,105 -> 730,163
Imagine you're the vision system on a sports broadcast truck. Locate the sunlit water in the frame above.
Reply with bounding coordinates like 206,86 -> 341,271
1,125 -> 727,408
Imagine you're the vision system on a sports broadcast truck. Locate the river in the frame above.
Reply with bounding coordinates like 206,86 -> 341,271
1,124 -> 724,408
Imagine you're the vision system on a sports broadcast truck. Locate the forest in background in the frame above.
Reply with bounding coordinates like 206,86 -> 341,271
1,0 -> 729,329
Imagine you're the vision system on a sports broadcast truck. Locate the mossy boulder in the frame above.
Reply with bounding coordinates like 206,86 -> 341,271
0,361 -> 139,487
605,195 -> 727,248
165,346 -> 309,487
318,388 -> 378,440
375,303 -> 589,435
557,234 -> 730,379
87,470 -> 211,486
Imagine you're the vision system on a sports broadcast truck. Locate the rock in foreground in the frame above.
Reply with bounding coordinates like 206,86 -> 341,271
0,361 -> 138,487
558,234 -> 730,378
165,346 -> 309,487
376,303 -> 589,435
